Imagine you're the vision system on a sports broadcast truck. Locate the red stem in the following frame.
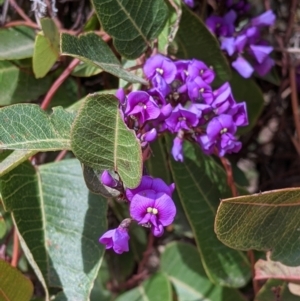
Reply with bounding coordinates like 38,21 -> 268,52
11,227 -> 19,267
41,59 -> 80,110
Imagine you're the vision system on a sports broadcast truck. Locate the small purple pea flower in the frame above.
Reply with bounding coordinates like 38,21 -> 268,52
172,136 -> 184,162
101,170 -> 118,188
126,176 -> 176,237
232,56 -> 254,78
187,77 -> 214,104
164,104 -> 199,133
251,10 -> 276,27
187,59 -> 215,84
143,54 -> 177,84
99,225 -> 130,254
125,91 -> 161,124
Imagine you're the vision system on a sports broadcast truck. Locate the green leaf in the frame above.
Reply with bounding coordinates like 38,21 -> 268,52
71,61 -> 102,77
92,0 -> 168,59
0,61 -> 52,105
0,105 -> 76,151
41,18 -> 60,53
0,159 -> 107,301
255,279 -> 299,301
173,4 -> 231,84
215,188 -> 300,266
161,242 -> 246,301
166,138 -> 250,287
71,93 -> 142,188
158,0 -> 181,55
0,259 -> 33,301
0,150 -> 37,177
0,26 -> 35,60
61,33 -> 147,84
0,212 -> 6,239
32,18 -> 60,79
115,272 -> 172,301
230,71 -> 264,134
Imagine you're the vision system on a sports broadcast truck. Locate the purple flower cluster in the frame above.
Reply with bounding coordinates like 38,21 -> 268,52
206,7 -> 276,78
119,54 -> 248,159
99,53 -> 248,254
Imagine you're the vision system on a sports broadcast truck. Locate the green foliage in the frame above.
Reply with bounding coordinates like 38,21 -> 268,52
0,105 -> 76,151
167,138 -> 251,287
0,212 -> 6,239
161,242 -> 246,301
60,33 -> 147,84
215,188 -> 300,266
158,0 -> 182,54
0,26 -> 35,60
71,93 -> 142,188
0,159 -> 107,300
173,4 -> 231,84
0,259 -> 33,301
115,272 -> 172,301
33,19 -> 60,78
0,61 -> 52,105
0,150 -> 37,177
92,0 -> 168,59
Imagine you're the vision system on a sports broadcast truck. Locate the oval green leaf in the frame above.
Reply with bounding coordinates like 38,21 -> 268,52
92,0 -> 168,59
0,259 -> 33,301
166,137 -> 250,287
215,188 -> 300,266
161,242 -> 246,301
60,32 -> 147,84
0,159 -> 107,301
0,26 -> 35,60
71,93 -> 142,188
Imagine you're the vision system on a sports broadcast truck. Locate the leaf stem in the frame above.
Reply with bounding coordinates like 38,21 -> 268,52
289,66 -> 300,155
41,58 -> 80,110
11,227 -> 19,267
9,0 -> 37,27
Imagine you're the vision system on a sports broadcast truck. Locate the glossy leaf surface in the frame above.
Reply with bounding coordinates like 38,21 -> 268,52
92,0 -> 168,59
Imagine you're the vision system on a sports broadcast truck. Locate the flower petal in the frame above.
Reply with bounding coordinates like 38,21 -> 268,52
154,193 -> 176,226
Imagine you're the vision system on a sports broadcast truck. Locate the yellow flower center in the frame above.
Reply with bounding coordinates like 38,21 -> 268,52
220,128 -> 228,134
146,207 -> 158,215
156,68 -> 164,75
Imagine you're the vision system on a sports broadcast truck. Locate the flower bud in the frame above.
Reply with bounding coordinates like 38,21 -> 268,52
141,128 -> 157,143
101,170 -> 118,188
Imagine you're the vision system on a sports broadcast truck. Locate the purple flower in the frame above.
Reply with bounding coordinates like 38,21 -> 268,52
125,91 -> 161,124
212,82 -> 234,114
198,114 -> 241,156
144,54 -> 177,84
175,60 -> 191,82
126,176 -> 176,237
164,104 -> 199,133
253,56 -> 274,76
234,34 -> 248,53
183,0 -> 194,8
206,10 -> 237,37
187,59 -> 215,84
172,136 -> 184,162
227,102 -> 249,126
221,37 -> 235,55
99,226 -> 130,254
232,56 -> 254,78
101,170 -> 118,188
151,74 -> 171,97
141,128 -> 157,143
250,45 -> 273,64
187,77 -> 213,104
251,10 -> 275,27
116,88 -> 126,105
